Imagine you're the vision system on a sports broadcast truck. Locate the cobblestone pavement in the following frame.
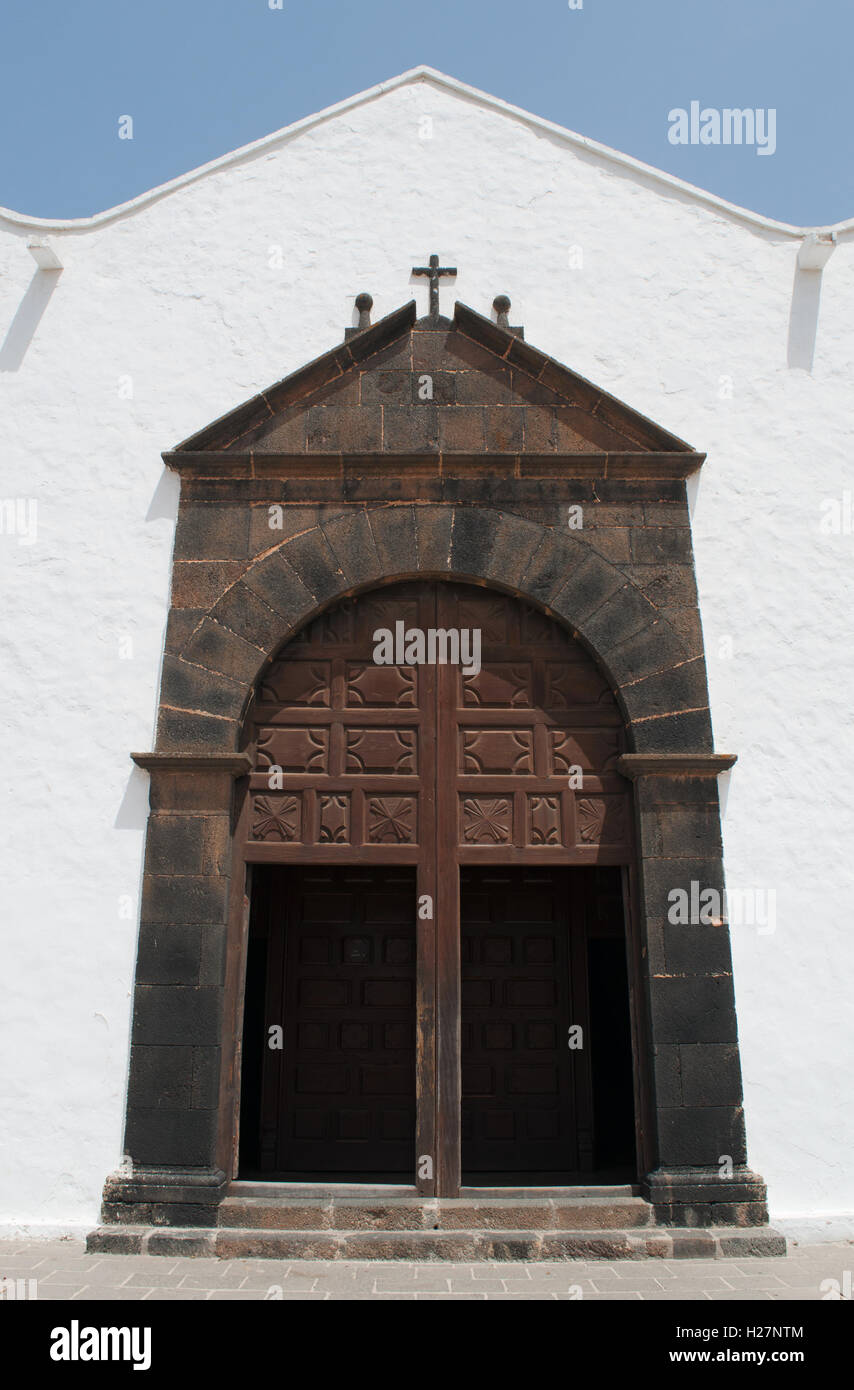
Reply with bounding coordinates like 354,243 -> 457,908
0,1238 -> 851,1300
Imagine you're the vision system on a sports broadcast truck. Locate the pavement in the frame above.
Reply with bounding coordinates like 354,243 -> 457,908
0,1236 -> 851,1300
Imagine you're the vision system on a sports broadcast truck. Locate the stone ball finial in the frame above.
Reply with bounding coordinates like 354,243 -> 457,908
355,292 -> 373,329
493,294 -> 512,328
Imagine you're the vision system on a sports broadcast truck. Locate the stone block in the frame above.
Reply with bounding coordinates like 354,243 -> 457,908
449,506 -> 496,577
455,369 -> 511,405
141,875 -> 229,927
182,618 -> 264,685
160,657 -> 246,722
128,1045 -> 193,1109
551,551 -> 626,629
174,504 -> 250,561
124,1106 -> 219,1167
135,923 -> 202,984
631,707 -> 714,753
144,814 -> 229,877
631,527 -> 694,565
649,975 -> 738,1045
484,406 -> 524,451
171,561 -> 244,610
369,504 -> 418,574
321,508 -> 383,587
243,550 -> 315,622
211,580 -> 289,656
657,1105 -> 747,1167
413,505 -> 453,571
281,529 -> 347,604
383,405 -> 439,452
679,1045 -> 743,1107
191,1046 -> 222,1109
132,985 -> 223,1047
438,407 -> 484,452
663,924 -> 734,977
481,511 -> 543,588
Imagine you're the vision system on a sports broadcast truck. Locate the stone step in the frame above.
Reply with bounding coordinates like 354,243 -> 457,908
225,1181 -> 638,1201
217,1194 -> 653,1231
87,1224 -> 787,1261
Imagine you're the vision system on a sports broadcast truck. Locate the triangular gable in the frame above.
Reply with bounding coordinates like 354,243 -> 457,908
169,300 -> 696,462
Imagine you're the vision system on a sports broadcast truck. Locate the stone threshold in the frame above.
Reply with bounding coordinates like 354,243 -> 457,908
87,1224 -> 787,1261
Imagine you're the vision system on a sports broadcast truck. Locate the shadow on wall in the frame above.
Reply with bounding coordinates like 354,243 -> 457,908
115,765 -> 151,831
0,267 -> 62,371
146,468 -> 180,523
787,266 -> 824,371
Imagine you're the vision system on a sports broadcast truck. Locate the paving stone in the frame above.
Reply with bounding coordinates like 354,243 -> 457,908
125,1271 -> 187,1287
705,1290 -> 775,1300
0,1237 -> 844,1301
146,1288 -> 211,1300
765,1288 -> 824,1300
73,1287 -> 152,1300
178,1271 -> 258,1289
639,1291 -> 714,1300
415,1292 -> 489,1299
41,1265 -> 136,1285
208,1289 -> 280,1300
577,1291 -> 642,1301
448,1278 -> 507,1291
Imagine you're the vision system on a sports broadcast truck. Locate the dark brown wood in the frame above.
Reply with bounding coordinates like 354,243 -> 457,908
219,781 -> 251,1179
238,580 -> 636,1191
435,586 -> 461,1194
260,866 -> 417,1176
460,867 -> 581,1177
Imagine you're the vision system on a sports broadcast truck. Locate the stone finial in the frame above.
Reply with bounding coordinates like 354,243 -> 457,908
355,292 -> 374,330
493,295 -> 512,329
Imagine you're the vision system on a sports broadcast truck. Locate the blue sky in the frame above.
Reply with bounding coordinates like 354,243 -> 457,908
0,0 -> 848,224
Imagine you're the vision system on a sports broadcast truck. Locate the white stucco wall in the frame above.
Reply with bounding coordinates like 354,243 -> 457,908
1,69 -> 851,1230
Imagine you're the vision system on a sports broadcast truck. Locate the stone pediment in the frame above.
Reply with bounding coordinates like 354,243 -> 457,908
168,300 -> 700,472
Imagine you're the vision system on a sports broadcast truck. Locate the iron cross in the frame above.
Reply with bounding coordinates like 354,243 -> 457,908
412,253 -> 457,321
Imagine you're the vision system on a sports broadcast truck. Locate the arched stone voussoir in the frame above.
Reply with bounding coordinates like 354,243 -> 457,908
200,503 -> 712,756
540,540 -> 709,730
475,510 -> 549,592
447,505 -> 501,579
319,509 -> 386,590
366,504 -> 419,577
621,653 -> 715,753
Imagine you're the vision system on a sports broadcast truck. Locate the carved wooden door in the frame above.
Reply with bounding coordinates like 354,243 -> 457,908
244,580 -> 633,1191
258,866 -> 416,1175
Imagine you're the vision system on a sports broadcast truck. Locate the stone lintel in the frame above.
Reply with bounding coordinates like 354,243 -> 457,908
618,753 -> 737,780
162,450 -> 706,481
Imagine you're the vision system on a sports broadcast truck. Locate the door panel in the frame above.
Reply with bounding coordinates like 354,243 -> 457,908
460,868 -> 586,1177
261,866 -> 416,1176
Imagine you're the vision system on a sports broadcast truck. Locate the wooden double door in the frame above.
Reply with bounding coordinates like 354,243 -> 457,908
240,581 -> 636,1189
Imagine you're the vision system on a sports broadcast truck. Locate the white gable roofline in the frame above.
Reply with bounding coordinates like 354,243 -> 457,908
0,65 -> 850,239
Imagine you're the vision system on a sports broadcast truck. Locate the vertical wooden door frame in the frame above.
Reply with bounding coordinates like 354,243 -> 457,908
434,591 -> 461,1196
415,659 -> 438,1196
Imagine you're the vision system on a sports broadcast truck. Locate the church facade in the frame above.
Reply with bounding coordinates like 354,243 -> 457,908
1,69 -> 851,1249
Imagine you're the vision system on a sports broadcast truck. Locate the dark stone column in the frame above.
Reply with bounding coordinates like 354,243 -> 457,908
102,753 -> 250,1227
619,753 -> 770,1228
